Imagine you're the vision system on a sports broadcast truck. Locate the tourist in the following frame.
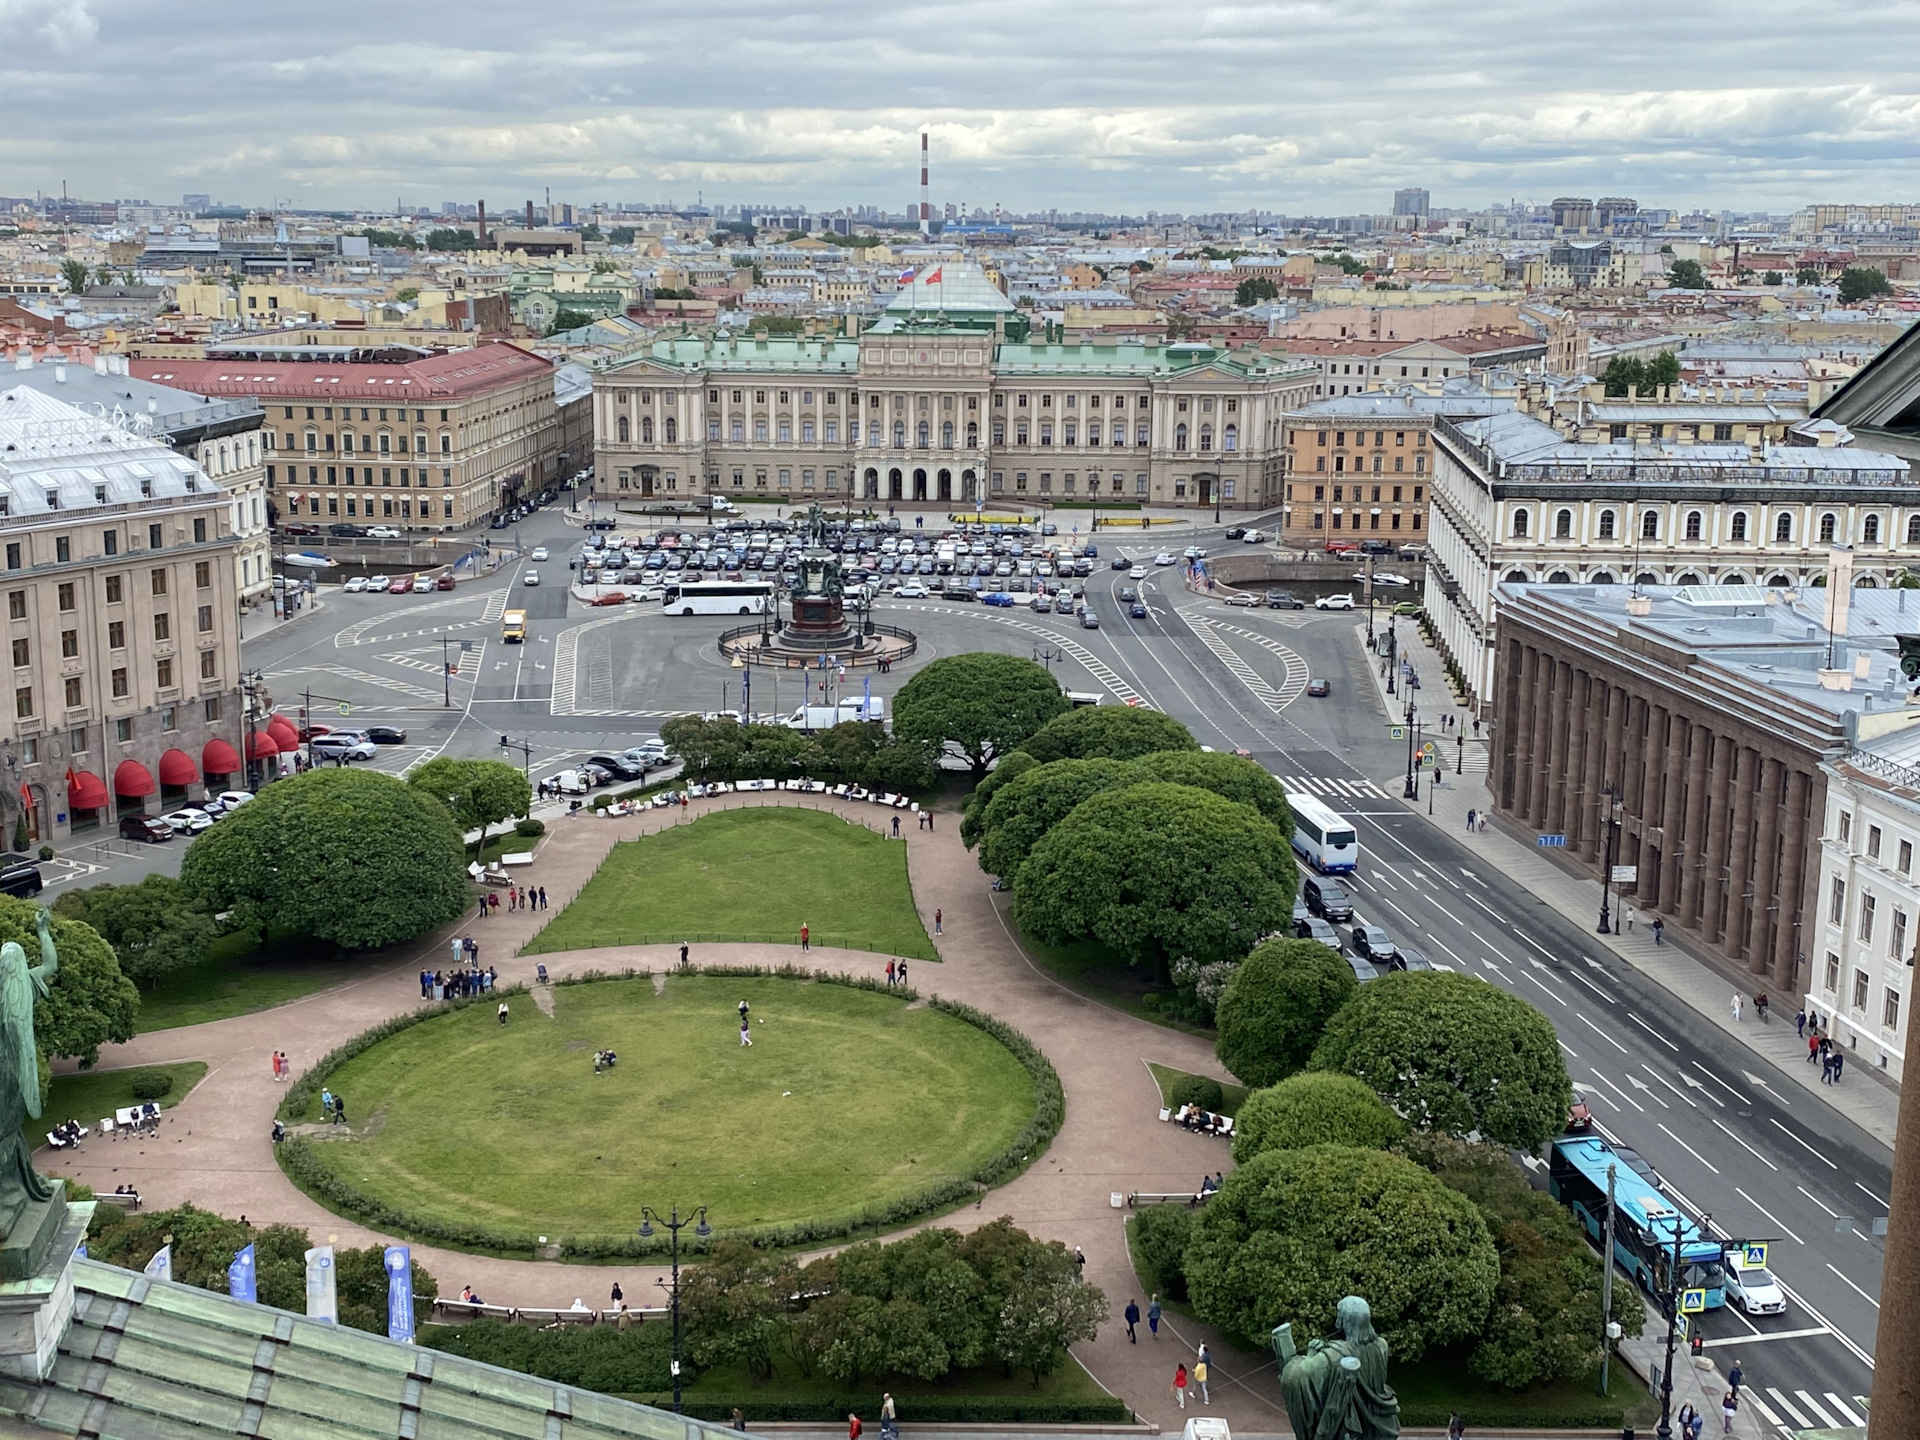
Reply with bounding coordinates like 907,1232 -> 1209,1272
1172,1363 -> 1188,1410
488,966 -> 498,991
478,898 -> 489,922
320,1086 -> 334,1115
1721,1389 -> 1738,1433
681,943 -> 690,968
1651,916 -> 1664,945
1448,1413 -> 1466,1439
331,1096 -> 346,1125
740,1017 -> 753,1047
1832,1048 -> 1846,1084
1147,1294 -> 1161,1337
498,1000 -> 509,1025
848,1413 -> 863,1440
1623,903 -> 1634,931
539,887 -> 548,910
730,1410 -> 746,1432
800,922 -> 810,953
1124,1299 -> 1139,1343
891,815 -> 901,838
897,960 -> 908,988
1192,1354 -> 1209,1404
610,1281 -> 623,1309
934,908 -> 942,936
1466,807 -> 1476,832
885,960 -> 896,988
879,1393 -> 897,1440
1796,1007 -> 1807,1038
1730,992 -> 1743,1023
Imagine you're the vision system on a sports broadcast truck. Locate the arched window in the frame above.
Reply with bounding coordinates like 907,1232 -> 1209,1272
1641,509 -> 1659,540
1864,514 -> 1882,544
1589,571 -> 1616,585
1199,425 -> 1213,451
1223,424 -> 1238,452
1776,513 -> 1793,543
1555,508 -> 1572,539
1512,509 -> 1530,538
1504,569 -> 1530,583
941,421 -> 953,448
1636,572 -> 1659,586
1819,512 -> 1838,543
1175,423 -> 1189,451
1597,509 -> 1616,539
1676,572 -> 1702,586
1730,512 -> 1748,542
1721,573 -> 1747,586
1685,510 -> 1703,541
664,417 -> 677,443
966,422 -> 978,448
917,421 -> 930,448
616,416 -> 630,442
892,420 -> 906,447
640,416 -> 654,443
1549,570 -> 1572,583
863,468 -> 879,499
1768,572 -> 1793,586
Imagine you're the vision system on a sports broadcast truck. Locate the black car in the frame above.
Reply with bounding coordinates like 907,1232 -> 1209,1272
1223,526 -> 1246,539
586,754 -> 645,781
118,814 -> 173,843
1389,947 -> 1435,972
364,726 -> 409,745
942,586 -> 978,601
280,523 -> 320,537
1111,556 -> 1130,570
0,853 -> 44,898
1302,875 -> 1354,922
1130,602 -> 1148,619
329,523 -> 369,538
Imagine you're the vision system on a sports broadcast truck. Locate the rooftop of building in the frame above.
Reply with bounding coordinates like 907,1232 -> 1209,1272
0,385 -> 212,515
883,262 -> 1015,315
128,343 -> 553,401
1287,381 -> 1515,420
1443,408 -> 1908,481
3,351 -> 260,435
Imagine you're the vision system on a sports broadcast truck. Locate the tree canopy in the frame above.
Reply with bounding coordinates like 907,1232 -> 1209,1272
407,758 -> 532,857
1599,350 -> 1680,398
893,654 -> 1069,778
1019,705 -> 1197,765
1310,971 -> 1573,1152
657,717 -> 933,790
0,897 -> 138,1082
960,750 -> 1040,848
1184,1144 -> 1497,1363
1123,749 -> 1291,828
1235,276 -> 1279,306
180,769 -> 470,951
1213,937 -> 1356,1087
1666,258 -> 1708,290
1013,782 -> 1295,978
1838,266 -> 1894,305
1232,1072 -> 1406,1164
976,758 -> 1128,879
52,876 -> 217,989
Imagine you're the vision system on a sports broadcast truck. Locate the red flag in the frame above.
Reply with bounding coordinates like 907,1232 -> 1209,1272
924,266 -> 942,285
17,785 -> 31,811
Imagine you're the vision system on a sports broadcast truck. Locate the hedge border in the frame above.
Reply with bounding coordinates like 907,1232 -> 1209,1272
620,1396 -> 1131,1424
275,967 -> 1063,1261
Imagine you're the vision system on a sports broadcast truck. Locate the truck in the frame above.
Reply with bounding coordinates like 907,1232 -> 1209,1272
782,696 -> 887,731
502,609 -> 528,644
1064,691 -> 1104,708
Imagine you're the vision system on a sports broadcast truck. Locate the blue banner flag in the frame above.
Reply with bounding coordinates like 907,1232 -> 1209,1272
229,1243 -> 256,1303
384,1245 -> 414,1343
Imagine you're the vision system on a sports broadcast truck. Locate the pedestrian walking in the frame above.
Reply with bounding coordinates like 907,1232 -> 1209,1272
1796,1007 -> 1807,1037
891,815 -> 901,838
1755,991 -> 1769,1022
740,1018 -> 753,1047
1821,1050 -> 1835,1084
880,1393 -> 896,1440
933,908 -> 942,936
926,811 -> 934,831
1147,1294 -> 1161,1337
331,1095 -> 346,1124
800,922 -> 810,953
1074,1245 -> 1086,1279
1721,1389 -> 1738,1433
848,1414 -> 862,1440
1193,1356 -> 1210,1404
478,898 -> 489,921
886,959 -> 896,987
1652,916 -> 1664,945
1727,1359 -> 1743,1397
1172,1364 -> 1188,1410
1808,1032 -> 1822,1064
1832,1048 -> 1846,1083
1124,1299 -> 1140,1343
1466,807 -> 1477,832
1447,1412 -> 1465,1440
896,960 -> 908,987
610,1281 -> 624,1309
497,1001 -> 509,1025
1623,903 -> 1634,932
1730,992 -> 1743,1023
730,1410 -> 745,1431
1477,811 -> 1488,832
321,1086 -> 333,1114
680,942 -> 690,969
1677,1404 -> 1697,1437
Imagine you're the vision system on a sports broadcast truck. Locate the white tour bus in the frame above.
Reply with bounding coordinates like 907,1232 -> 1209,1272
663,580 -> 774,616
1285,791 -> 1359,874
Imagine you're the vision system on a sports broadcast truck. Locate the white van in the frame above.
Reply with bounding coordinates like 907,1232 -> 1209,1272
542,769 -> 592,796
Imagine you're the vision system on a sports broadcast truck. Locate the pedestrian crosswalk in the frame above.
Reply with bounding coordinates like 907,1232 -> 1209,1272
1751,1386 -> 1866,1430
1279,773 -> 1390,800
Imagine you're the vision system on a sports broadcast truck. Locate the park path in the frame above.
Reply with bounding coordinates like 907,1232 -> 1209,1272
50,793 -> 1282,1434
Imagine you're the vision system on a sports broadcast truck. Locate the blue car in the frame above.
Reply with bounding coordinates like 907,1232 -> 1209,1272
1083,544 -> 1098,557
982,592 -> 1016,607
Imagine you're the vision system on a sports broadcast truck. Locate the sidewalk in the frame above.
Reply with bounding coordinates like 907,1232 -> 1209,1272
239,594 -> 327,645
1352,620 -> 1900,1151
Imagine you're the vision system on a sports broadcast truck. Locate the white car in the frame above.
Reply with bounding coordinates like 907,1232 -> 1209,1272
343,576 -> 369,593
1153,552 -> 1177,566
209,790 -> 254,814
366,574 -> 390,591
522,571 -> 541,586
411,575 -> 432,593
367,525 -> 403,539
1725,1257 -> 1788,1316
894,582 -> 930,598
531,546 -> 550,562
310,736 -> 376,761
1128,565 -> 1148,579
1243,528 -> 1270,543
1315,594 -> 1356,610
161,808 -> 213,835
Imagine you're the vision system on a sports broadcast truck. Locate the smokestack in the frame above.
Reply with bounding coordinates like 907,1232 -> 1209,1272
477,200 -> 487,247
920,132 -> 930,238
526,200 -> 535,232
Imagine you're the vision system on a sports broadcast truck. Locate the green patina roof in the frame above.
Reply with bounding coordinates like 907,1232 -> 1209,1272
0,1258 -> 733,1440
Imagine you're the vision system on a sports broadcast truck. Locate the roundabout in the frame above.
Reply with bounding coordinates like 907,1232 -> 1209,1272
278,973 -> 1042,1252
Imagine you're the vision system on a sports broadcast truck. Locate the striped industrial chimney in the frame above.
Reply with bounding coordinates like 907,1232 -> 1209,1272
920,132 -> 930,237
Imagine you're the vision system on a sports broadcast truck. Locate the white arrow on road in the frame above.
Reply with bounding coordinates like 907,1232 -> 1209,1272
1742,1070 -> 1779,1094
1459,868 -> 1487,887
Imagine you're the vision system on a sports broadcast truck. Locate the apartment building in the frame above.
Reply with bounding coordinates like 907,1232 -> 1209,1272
1286,334 -> 1547,399
592,264 -> 1316,513
0,386 -> 245,843
130,344 -> 564,530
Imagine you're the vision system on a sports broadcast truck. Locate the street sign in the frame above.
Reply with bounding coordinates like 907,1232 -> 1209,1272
336,703 -> 351,716
1681,1288 -> 1707,1315
1610,865 -> 1638,883
1742,1242 -> 1770,1268
1389,725 -> 1407,740
1537,834 -> 1568,848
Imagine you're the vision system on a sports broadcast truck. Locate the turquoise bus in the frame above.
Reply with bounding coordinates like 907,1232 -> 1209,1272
1549,1135 -> 1727,1309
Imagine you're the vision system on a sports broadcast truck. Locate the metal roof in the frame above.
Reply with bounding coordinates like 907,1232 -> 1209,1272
0,387 -> 210,515
884,263 -> 1015,314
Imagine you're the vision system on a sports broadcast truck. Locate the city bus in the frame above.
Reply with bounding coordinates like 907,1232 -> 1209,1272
1284,791 -> 1359,873
663,580 -> 774,616
1549,1135 -> 1727,1310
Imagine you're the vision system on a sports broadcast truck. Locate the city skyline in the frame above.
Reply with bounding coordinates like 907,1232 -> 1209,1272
7,0 -> 1920,217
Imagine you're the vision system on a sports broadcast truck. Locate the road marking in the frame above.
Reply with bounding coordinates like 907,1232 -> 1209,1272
1707,1117 -> 1779,1171
1576,1013 -> 1629,1054
1517,970 -> 1566,1006
1421,934 -> 1472,971
1458,868 -> 1486,887
1627,1012 -> 1681,1052
1658,1122 -> 1720,1174
1794,1391 -> 1840,1427
1824,1392 -> 1866,1426
1856,1181 -> 1890,1208
1624,1073 -> 1669,1109
1688,1062 -> 1748,1105
1279,773 -> 1390,799
1769,1118 -> 1838,1169
1588,1071 -> 1644,1112
1699,1326 -> 1831,1349
1763,1389 -> 1810,1427
1640,1063 -> 1696,1108
1558,1040 -> 1580,1059
1767,1271 -> 1876,1370
1734,1187 -> 1806,1245
1565,967 -> 1611,1002
1462,891 -> 1509,925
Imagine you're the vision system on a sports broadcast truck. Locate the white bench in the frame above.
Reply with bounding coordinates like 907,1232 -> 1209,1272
501,851 -> 534,867
96,1191 -> 141,1211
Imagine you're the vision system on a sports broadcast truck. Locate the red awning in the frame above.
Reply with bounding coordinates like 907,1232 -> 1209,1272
112,760 -> 156,798
266,715 -> 300,749
245,731 -> 281,760
158,748 -> 198,787
68,771 -> 108,810
202,739 -> 242,776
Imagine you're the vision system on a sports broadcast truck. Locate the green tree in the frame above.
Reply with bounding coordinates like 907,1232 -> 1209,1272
1013,783 -> 1295,980
1666,257 -> 1708,289
995,1262 -> 1106,1383
1213,937 -> 1355,1086
1235,276 -> 1279,306
960,750 -> 1039,848
682,1238 -> 798,1381
1838,266 -> 1894,305
180,769 -> 470,950
1764,270 -> 1784,286
1644,349 -> 1681,390
894,653 -> 1069,779
580,223 -> 604,242
1128,1202 -> 1194,1300
352,228 -> 419,251
862,738 -> 938,792
59,259 -> 90,295
394,287 -> 420,302
407,758 -> 531,859
976,758 -> 1128,879
1184,1145 -> 1498,1362
1232,1072 -> 1406,1163
1123,750 -> 1291,828
609,226 -> 636,246
549,308 -> 595,335
1796,266 -> 1822,285
51,876 -> 217,989
1309,971 -> 1572,1152
427,228 -> 479,252
1020,705 -> 1198,765
0,897 -> 137,1081
1599,354 -> 1646,397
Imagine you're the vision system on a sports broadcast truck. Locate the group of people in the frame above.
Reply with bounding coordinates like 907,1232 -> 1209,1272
883,959 -> 910,988
422,965 -> 500,1002
46,1118 -> 84,1148
317,1087 -> 348,1125
1174,1104 -> 1229,1137
1168,1343 -> 1214,1409
269,1051 -> 291,1081
1798,1009 -> 1848,1083
593,1049 -> 619,1074
1191,1171 -> 1224,1204
478,886 -> 548,918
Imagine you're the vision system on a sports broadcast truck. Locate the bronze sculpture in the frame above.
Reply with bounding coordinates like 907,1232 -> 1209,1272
1276,1296 -> 1401,1440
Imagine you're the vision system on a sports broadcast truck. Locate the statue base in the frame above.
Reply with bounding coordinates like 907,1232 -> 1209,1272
0,1186 -> 68,1284
0,1196 -> 86,1382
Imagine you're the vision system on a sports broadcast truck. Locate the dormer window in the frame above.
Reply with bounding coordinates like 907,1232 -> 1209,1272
44,491 -> 58,510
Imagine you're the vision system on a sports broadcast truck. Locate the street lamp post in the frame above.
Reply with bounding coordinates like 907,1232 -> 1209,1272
1402,698 -> 1419,799
1597,785 -> 1623,934
1654,1213 -> 1704,1440
638,1205 -> 710,1414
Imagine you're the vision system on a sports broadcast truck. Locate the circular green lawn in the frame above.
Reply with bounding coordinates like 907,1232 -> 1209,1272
290,976 -> 1038,1244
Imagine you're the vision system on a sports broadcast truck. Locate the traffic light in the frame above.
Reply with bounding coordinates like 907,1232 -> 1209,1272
500,735 -> 509,748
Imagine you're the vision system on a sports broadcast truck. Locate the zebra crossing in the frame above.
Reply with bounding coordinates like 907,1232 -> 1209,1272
1279,773 -> 1391,800
1746,1384 -> 1866,1432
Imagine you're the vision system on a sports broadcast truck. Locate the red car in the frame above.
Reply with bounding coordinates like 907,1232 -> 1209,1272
436,574 -> 456,591
1323,540 -> 1359,555
589,591 -> 630,607
387,576 -> 412,594
1566,1088 -> 1593,1133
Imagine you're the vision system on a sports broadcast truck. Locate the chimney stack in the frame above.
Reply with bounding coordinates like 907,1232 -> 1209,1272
526,200 -> 534,231
920,132 -> 930,239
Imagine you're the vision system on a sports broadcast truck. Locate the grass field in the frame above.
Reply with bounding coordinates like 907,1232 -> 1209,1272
527,808 -> 936,960
1012,925 -> 1212,1034
290,975 -> 1033,1239
1145,1062 -> 1249,1117
134,928 -> 377,1034
34,1061 -> 207,1148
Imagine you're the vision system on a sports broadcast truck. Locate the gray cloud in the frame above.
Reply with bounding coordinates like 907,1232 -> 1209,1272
11,0 -> 1920,213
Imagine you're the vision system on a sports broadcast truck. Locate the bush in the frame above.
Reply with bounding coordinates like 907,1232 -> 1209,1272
652,1396 -> 1130,1424
1232,1073 -> 1405,1163
1128,1204 -> 1193,1301
514,818 -> 546,838
423,1319 -> 674,1393
1213,938 -> 1358,1087
1167,1074 -> 1224,1113
128,1069 -> 174,1101
37,845 -> 53,861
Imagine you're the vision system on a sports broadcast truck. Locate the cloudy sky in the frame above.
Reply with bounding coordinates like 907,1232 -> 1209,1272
7,0 -> 1919,216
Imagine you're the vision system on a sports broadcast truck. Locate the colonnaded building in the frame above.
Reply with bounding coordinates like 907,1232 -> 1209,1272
592,264 -> 1318,513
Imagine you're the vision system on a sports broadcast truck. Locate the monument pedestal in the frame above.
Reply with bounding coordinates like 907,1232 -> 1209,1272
0,1194 -> 87,1382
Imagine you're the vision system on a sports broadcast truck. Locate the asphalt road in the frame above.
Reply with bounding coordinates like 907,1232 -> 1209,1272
242,506 -> 1884,1432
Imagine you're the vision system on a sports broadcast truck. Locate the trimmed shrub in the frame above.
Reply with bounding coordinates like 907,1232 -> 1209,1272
1214,937 -> 1358,1087
423,1319 -> 674,1393
128,1069 -> 174,1101
644,1396 -> 1130,1424
1232,1073 -> 1406,1163
514,818 -> 546,838
1167,1074 -> 1224,1113
1128,1203 -> 1193,1301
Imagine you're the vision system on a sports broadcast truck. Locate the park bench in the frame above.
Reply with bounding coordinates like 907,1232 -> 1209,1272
1128,1192 -> 1211,1208
96,1191 -> 142,1211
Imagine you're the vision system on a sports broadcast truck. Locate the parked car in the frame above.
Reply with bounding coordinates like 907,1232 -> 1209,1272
584,517 -> 617,531
1224,592 -> 1257,607
329,523 -> 369,538
588,591 -> 630,606
161,808 -> 214,835
1389,946 -> 1435,973
364,726 -> 408,745
982,592 -> 1016,607
1393,600 -> 1422,616
436,573 -> 456,590
1293,916 -> 1342,950
586,754 -> 645,781
1315,594 -> 1356,610
1307,678 -> 1332,697
119,814 -> 173,843
365,575 -> 390,591
1266,590 -> 1303,609
942,586 -> 977,601
0,854 -> 44,898
1349,924 -> 1397,964
1302,875 -> 1354,921
1565,1087 -> 1593,1133
368,525 -> 403,539
343,576 -> 369,593
1343,954 -> 1379,984
207,790 -> 255,815
281,522 -> 321,537
310,736 -> 376,761
411,575 -> 432,593
895,581 -> 930,598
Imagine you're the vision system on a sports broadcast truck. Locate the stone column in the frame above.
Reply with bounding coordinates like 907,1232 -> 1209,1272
1542,660 -> 1572,834
1577,676 -> 1608,856
1509,646 -> 1538,820
1773,767 -> 1814,988
1744,756 -> 1784,975
1678,725 -> 1713,927
1700,735 -> 1736,945
1654,711 -> 1689,914
1724,747 -> 1758,969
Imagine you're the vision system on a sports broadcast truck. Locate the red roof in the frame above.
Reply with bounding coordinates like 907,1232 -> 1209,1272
202,739 -> 242,776
130,343 -> 553,402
